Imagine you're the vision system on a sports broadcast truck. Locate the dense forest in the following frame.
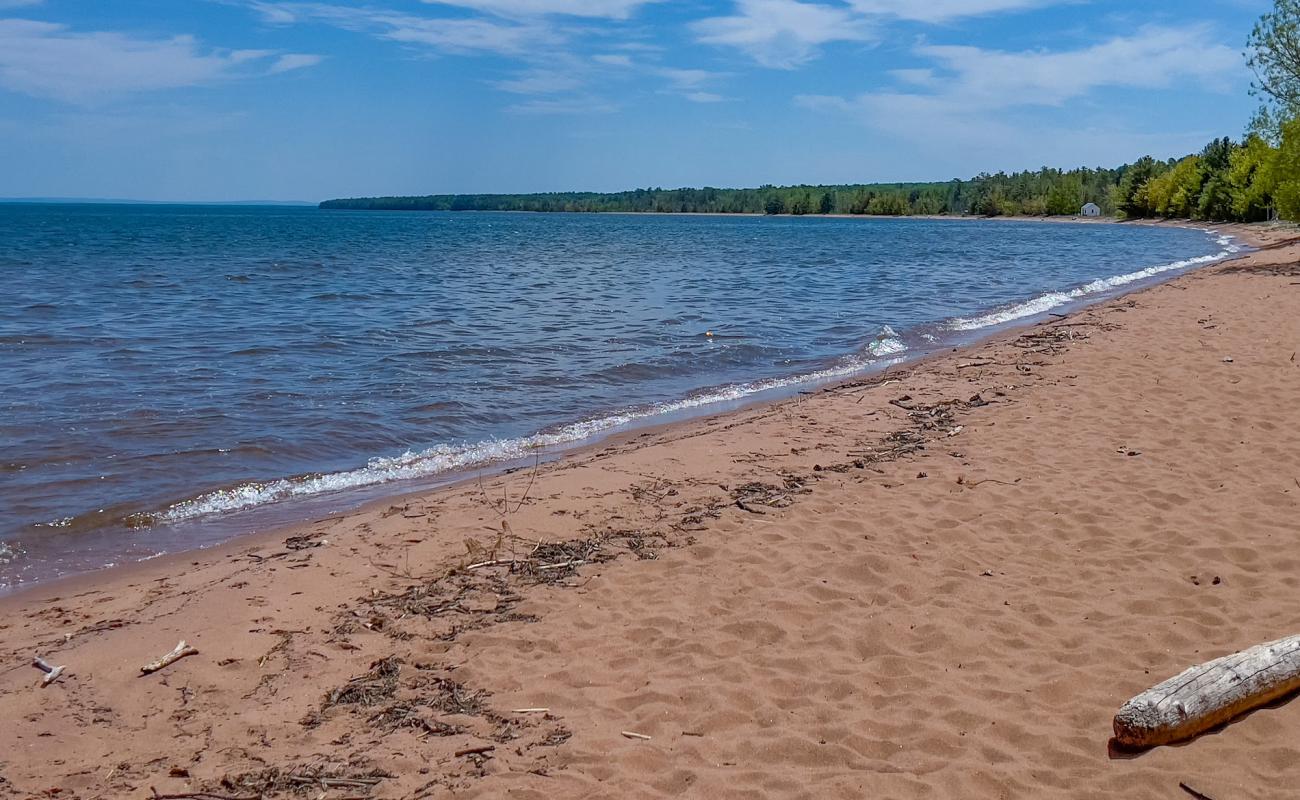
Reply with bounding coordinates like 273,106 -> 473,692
323,2 -> 1300,224
319,135 -> 1288,223
319,169 -> 1121,218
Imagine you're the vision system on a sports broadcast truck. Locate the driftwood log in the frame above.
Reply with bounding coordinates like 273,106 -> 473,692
1113,633 -> 1300,748
140,640 -> 199,675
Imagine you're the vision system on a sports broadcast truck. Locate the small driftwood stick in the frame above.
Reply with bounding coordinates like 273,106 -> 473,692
141,640 -> 199,675
454,745 -> 496,757
33,656 -> 66,687
1113,633 -> 1300,748
621,730 -> 652,740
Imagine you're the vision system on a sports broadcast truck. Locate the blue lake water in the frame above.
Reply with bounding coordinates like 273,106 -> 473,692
0,204 -> 1240,589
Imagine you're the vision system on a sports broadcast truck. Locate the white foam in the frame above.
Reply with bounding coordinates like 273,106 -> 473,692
867,324 -> 908,356
160,348 -> 907,525
0,542 -> 16,565
949,234 -> 1240,332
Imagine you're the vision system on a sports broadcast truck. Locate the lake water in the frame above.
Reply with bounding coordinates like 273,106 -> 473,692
0,204 -> 1240,590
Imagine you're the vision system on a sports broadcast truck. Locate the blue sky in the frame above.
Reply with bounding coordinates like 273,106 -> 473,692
0,0 -> 1268,200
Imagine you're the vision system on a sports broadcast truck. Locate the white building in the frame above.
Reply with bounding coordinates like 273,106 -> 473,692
1080,202 -> 1101,217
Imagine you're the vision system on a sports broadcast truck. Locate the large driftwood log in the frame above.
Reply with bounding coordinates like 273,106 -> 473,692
1113,633 -> 1300,748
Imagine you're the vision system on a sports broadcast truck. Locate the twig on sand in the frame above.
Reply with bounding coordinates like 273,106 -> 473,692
151,790 -> 256,800
454,745 -> 496,758
286,775 -> 383,788
621,730 -> 652,740
32,656 -> 66,687
512,707 -> 550,714
141,640 -> 199,675
1179,782 -> 1216,800
537,559 -> 585,571
512,449 -> 541,513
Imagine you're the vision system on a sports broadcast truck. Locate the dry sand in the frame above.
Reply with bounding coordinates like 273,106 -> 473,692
2,223 -> 1299,799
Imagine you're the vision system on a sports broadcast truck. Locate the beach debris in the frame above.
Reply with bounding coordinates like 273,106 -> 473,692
621,730 -> 652,740
32,655 -> 66,687
1222,357 -> 1234,363
1179,781 -> 1217,800
1113,633 -> 1300,748
454,745 -> 496,758
217,762 -> 391,797
150,789 -> 257,800
512,707 -> 550,714
323,656 -> 400,708
140,640 -> 199,675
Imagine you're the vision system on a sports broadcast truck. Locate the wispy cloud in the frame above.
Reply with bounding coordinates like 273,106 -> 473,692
0,0 -> 43,8
692,0 -> 872,69
504,95 -> 619,114
847,0 -> 1071,23
798,25 -> 1243,163
492,67 -> 584,94
250,2 -> 562,56
421,0 -> 657,20
800,25 -> 1240,115
269,52 -> 325,72
0,18 -> 321,103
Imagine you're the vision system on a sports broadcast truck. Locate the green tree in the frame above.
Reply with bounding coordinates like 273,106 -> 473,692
1229,135 -> 1279,220
1274,117 -> 1300,219
764,195 -> 786,215
1249,0 -> 1300,136
1045,176 -> 1083,215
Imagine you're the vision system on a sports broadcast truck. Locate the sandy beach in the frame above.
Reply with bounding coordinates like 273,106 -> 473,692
2,223 -> 1299,799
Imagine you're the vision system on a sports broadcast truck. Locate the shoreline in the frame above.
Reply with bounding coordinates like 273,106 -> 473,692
1,223 -> 1298,797
0,220 -> 1254,599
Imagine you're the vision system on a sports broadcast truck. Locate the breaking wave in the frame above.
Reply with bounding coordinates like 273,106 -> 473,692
948,233 -> 1242,332
160,344 -> 909,525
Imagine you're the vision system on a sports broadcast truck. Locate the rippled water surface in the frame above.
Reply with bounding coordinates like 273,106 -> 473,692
0,204 -> 1237,588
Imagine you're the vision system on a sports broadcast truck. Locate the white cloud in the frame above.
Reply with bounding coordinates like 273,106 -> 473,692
379,15 -> 555,54
911,26 -> 1239,109
847,0 -> 1068,23
800,25 -> 1241,121
592,53 -> 633,66
492,68 -> 583,94
0,19 -> 321,103
797,25 -> 1244,169
504,96 -> 618,114
657,67 -> 714,88
250,3 -> 560,56
269,53 -> 324,73
421,0 -> 656,19
0,0 -> 43,8
692,0 -> 872,68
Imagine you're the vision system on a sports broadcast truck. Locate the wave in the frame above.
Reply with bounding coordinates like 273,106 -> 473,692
867,325 -> 907,357
158,345 -> 910,525
149,234 -> 1236,531
0,542 -> 17,565
948,233 -> 1242,332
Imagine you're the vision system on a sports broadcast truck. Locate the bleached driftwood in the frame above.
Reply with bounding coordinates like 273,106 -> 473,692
140,640 -> 198,675
1113,633 -> 1300,748
32,656 -> 66,687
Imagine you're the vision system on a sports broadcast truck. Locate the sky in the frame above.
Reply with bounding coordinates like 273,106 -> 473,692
0,0 -> 1271,201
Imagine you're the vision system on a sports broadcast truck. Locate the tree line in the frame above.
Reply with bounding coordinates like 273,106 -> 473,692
318,147 -> 1277,222
322,1 -> 1300,224
317,168 -> 1124,218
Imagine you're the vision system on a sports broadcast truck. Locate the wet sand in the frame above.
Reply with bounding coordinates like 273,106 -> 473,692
2,223 -> 1298,799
